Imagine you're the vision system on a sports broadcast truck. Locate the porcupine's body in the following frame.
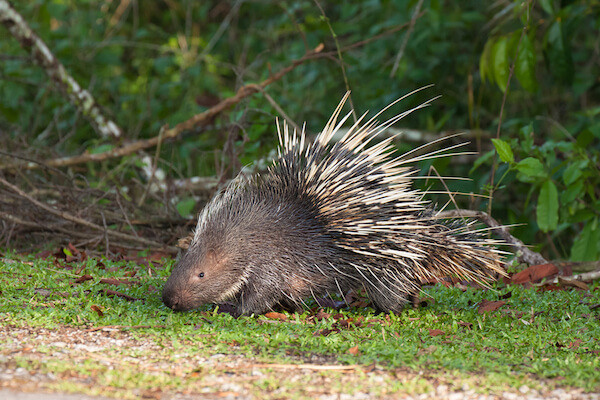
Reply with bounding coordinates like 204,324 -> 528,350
162,92 -> 505,316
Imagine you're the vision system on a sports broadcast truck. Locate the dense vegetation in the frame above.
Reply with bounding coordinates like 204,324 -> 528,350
1,0 -> 599,261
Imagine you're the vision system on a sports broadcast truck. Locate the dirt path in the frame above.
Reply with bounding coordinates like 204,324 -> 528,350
1,324 -> 598,400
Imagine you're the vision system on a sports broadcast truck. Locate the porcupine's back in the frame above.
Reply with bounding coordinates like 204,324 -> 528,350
162,91 -> 505,315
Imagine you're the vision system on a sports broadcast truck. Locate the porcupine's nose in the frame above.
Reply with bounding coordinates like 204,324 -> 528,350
162,285 -> 183,311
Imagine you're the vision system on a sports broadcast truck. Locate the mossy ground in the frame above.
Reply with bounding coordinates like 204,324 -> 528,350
1,251 -> 599,398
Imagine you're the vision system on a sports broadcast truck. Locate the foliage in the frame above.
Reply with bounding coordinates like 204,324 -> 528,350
480,0 -> 600,260
0,1 -> 599,260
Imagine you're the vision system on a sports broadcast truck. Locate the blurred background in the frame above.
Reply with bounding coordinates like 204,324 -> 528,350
0,0 -> 598,261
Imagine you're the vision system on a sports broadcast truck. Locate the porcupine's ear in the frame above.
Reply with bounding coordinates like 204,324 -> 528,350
176,234 -> 193,250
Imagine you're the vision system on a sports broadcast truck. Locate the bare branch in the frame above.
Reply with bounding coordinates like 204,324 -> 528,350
0,176 -> 177,253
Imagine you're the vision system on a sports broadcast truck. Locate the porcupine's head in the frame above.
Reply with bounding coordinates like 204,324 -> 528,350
162,178 -> 256,312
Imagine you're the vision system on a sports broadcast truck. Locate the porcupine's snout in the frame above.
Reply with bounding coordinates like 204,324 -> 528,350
162,252 -> 202,311
162,276 -> 191,311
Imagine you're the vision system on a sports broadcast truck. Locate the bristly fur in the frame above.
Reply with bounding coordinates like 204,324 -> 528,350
162,90 -> 506,316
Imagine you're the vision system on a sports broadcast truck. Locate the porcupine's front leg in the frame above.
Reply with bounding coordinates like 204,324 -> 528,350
365,284 -> 410,314
362,265 -> 419,314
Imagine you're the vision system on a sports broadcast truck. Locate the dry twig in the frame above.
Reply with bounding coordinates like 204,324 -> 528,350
0,176 -> 177,253
390,0 -> 425,77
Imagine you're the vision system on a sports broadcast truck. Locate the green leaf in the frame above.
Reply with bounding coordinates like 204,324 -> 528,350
89,144 -> 114,155
491,36 -> 509,92
479,38 -> 495,84
539,0 -> 555,15
491,139 -> 514,164
563,163 -> 583,186
571,219 -> 600,262
516,157 -> 546,178
544,20 -> 574,85
537,180 -> 558,232
0,104 -> 18,123
571,209 -> 596,224
518,123 -> 535,153
176,197 -> 196,218
561,181 -> 584,205
576,129 -> 594,148
515,34 -> 538,92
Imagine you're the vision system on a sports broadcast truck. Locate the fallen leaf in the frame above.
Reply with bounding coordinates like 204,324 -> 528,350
558,277 -> 589,291
511,263 -> 558,284
265,312 -> 287,321
347,345 -> 359,355
568,339 -> 582,349
90,305 -> 104,317
73,274 -> 93,284
500,291 -> 513,299
537,284 -> 565,292
337,318 -> 352,328
429,329 -> 445,337
458,321 -> 473,329
313,309 -> 331,321
477,300 -> 506,314
313,328 -> 339,337
38,250 -> 52,259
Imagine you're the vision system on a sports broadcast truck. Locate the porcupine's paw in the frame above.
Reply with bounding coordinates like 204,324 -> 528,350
235,288 -> 281,316
367,290 -> 409,314
364,278 -> 416,314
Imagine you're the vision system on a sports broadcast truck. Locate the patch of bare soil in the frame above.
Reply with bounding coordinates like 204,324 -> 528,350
1,324 -> 598,400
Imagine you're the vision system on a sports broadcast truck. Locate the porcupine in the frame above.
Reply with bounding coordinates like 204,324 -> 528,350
162,91 -> 506,316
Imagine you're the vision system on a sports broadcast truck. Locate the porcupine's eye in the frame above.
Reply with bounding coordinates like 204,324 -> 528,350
198,272 -> 205,278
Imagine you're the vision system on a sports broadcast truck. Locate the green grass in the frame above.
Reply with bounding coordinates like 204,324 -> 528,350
1,251 -> 599,396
